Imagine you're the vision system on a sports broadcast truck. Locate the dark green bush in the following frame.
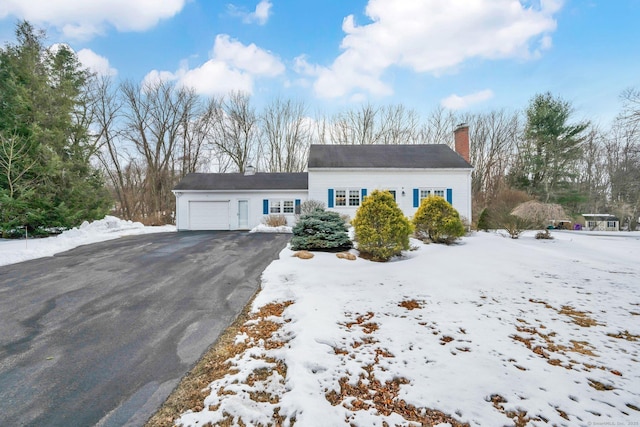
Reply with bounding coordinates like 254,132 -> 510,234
477,207 -> 491,231
412,196 -> 465,244
290,210 -> 351,251
352,190 -> 412,261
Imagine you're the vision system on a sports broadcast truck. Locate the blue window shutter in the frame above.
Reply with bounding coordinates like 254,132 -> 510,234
295,199 -> 301,214
361,188 -> 367,199
446,188 -> 453,204
413,189 -> 419,208
295,199 -> 301,207
263,199 -> 269,215
328,189 -> 334,208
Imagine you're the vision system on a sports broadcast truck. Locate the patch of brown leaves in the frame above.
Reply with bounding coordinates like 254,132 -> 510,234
489,394 -> 544,426
588,379 -> 615,391
398,299 -> 423,310
529,299 -> 602,327
343,311 -> 379,334
607,330 -> 640,341
144,299 -> 293,427
326,363 -> 468,426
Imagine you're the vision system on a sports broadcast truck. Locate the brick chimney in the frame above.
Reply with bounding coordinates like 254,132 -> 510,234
454,123 -> 470,163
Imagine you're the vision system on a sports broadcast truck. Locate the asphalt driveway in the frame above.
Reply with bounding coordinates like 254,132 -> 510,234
0,231 -> 291,427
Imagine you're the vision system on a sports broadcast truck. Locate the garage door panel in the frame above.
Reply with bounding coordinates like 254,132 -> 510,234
189,201 -> 230,230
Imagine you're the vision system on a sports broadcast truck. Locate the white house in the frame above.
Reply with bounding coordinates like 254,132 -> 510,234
173,125 -> 473,231
581,214 -> 620,231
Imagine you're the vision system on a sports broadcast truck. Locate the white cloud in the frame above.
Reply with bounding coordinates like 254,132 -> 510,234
212,34 -> 284,77
228,0 -> 273,25
142,34 -> 284,96
301,0 -> 563,99
77,48 -> 117,76
441,89 -> 495,110
0,0 -> 187,40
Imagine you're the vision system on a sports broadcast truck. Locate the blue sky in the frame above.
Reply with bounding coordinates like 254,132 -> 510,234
1,0 -> 638,126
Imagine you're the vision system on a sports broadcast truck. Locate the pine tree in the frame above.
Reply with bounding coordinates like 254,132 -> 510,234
0,21 -> 111,236
511,92 -> 589,203
352,190 -> 412,261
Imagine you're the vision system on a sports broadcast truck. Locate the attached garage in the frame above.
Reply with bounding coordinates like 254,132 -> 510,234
188,201 -> 230,230
173,171 -> 308,231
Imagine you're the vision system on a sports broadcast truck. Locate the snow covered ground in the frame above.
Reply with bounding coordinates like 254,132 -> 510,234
0,216 -> 175,267
178,230 -> 640,426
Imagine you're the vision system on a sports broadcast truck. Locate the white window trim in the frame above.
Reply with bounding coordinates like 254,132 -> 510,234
335,188 -> 361,207
270,199 -> 295,214
419,188 -> 446,203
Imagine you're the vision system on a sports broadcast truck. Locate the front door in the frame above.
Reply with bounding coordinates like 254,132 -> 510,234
238,200 -> 249,229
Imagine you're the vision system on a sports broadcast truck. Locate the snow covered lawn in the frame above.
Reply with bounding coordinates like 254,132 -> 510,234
177,230 -> 640,426
0,216 -> 175,267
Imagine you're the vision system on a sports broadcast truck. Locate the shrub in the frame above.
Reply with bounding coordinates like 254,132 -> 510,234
498,213 -> 532,239
299,199 -> 325,216
352,190 -> 412,261
535,229 -> 554,240
290,210 -> 351,251
477,207 -> 491,231
412,196 -> 465,244
263,214 -> 287,227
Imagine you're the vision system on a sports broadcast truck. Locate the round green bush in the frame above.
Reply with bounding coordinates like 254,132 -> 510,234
290,209 -> 352,251
352,190 -> 412,261
412,196 -> 465,244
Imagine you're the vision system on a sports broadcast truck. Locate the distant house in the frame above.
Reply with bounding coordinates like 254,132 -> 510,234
581,214 -> 619,231
172,125 -> 473,231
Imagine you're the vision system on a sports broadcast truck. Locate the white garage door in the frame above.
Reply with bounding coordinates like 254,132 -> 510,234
189,201 -> 230,230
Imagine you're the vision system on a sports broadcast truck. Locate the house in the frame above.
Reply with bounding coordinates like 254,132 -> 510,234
172,169 -> 308,230
172,124 -> 473,231
581,214 -> 620,231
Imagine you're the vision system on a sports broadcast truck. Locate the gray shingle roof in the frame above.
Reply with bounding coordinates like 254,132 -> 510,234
173,172 -> 308,191
308,144 -> 472,169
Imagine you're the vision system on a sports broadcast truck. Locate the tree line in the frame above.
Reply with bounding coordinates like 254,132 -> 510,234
1,22 -> 639,235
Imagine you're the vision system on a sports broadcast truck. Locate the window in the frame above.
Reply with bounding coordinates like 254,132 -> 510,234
335,188 -> 361,207
607,221 -> 617,228
283,200 -> 294,214
270,200 -> 295,214
419,188 -> 445,203
386,190 -> 396,200
349,189 -> 360,206
587,221 -> 597,229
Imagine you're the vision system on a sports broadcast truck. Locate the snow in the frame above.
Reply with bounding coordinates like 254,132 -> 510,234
177,230 -> 640,426
250,224 -> 293,233
0,216 -> 175,267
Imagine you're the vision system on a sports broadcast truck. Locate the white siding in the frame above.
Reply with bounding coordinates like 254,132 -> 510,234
308,168 -> 473,223
174,190 -> 307,230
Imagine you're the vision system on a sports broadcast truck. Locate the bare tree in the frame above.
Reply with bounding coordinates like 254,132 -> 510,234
120,79 -> 199,222
605,116 -> 640,229
210,91 -> 259,172
418,106 -> 460,146
466,110 -> 522,205
572,126 -> 608,213
260,97 -> 310,172
376,104 -> 422,145
90,76 -> 137,220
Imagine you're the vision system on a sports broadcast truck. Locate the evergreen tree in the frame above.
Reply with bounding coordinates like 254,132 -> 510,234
352,190 -> 412,261
0,22 -> 111,236
412,196 -> 465,244
290,209 -> 351,251
510,92 -> 588,203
